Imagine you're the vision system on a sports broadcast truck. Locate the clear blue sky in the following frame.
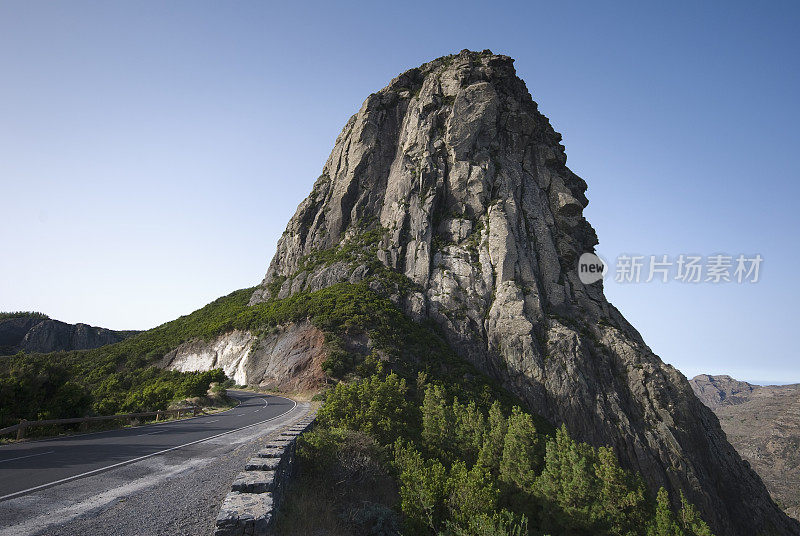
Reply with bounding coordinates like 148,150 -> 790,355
1,1 -> 798,383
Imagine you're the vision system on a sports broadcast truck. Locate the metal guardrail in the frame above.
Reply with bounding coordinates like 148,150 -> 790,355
0,406 -> 203,440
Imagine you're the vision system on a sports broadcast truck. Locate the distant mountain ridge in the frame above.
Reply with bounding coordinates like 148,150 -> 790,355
690,374 -> 800,521
689,374 -> 758,409
0,312 -> 138,355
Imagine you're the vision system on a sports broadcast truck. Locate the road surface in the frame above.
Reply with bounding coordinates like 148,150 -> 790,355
0,390 -> 306,535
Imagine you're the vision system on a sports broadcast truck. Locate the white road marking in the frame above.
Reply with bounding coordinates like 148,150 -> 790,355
0,457 -> 207,536
0,392 -> 250,446
0,451 -> 55,464
0,396 -> 297,502
205,419 -> 219,423
143,431 -> 164,436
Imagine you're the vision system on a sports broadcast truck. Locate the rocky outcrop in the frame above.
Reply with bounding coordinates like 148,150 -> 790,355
689,374 -> 759,409
0,314 -> 136,355
691,375 -> 800,521
249,50 -> 799,535
162,322 -> 327,391
0,315 -> 44,353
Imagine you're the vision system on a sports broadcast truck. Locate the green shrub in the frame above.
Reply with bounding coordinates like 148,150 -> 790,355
318,373 -> 411,445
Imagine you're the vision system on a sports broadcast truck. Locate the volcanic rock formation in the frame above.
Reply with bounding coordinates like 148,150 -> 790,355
250,50 -> 798,535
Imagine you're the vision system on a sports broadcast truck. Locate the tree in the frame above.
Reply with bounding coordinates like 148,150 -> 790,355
421,384 -> 453,460
477,401 -> 507,475
678,491 -> 713,536
394,441 -> 448,534
452,399 -> 486,466
499,406 -> 543,492
0,360 -> 91,425
648,488 -> 683,536
446,511 -> 528,536
593,446 -> 648,535
122,382 -> 173,412
534,425 -> 599,532
446,461 -> 500,528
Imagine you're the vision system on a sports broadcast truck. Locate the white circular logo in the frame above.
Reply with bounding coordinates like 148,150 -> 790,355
578,252 -> 608,284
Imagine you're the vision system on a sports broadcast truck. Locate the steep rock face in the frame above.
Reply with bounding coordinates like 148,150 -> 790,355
162,321 -> 326,391
0,316 -> 44,352
0,315 -> 136,355
250,50 -> 798,535
691,375 -> 800,521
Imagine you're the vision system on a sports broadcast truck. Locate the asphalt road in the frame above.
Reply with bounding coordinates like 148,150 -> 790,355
0,390 -> 295,501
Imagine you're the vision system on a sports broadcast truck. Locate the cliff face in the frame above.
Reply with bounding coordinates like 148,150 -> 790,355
0,314 -> 136,355
691,375 -> 800,521
161,322 -> 327,391
249,50 -> 798,535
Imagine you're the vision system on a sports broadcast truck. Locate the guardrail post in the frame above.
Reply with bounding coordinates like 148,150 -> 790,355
17,419 -> 27,440
193,406 -> 199,417
156,410 -> 161,422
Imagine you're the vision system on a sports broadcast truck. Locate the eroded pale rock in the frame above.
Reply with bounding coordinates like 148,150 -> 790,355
161,321 -> 326,390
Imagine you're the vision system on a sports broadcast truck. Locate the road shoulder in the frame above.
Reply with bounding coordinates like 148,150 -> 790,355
0,401 -> 311,536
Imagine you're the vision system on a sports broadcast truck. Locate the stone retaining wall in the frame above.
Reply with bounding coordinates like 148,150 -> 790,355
214,408 -> 316,536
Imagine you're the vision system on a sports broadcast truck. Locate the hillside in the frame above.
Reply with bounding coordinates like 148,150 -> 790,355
690,375 -> 800,521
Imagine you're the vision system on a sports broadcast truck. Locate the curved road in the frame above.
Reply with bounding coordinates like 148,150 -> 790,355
0,390 -> 295,501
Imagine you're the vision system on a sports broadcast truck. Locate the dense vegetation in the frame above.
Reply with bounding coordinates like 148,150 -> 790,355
0,311 -> 49,321
293,373 -> 713,536
0,354 -> 227,427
